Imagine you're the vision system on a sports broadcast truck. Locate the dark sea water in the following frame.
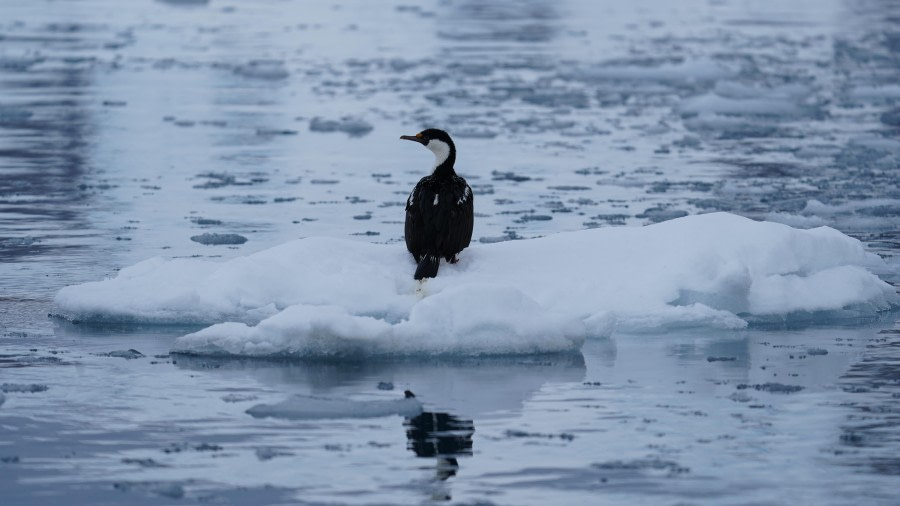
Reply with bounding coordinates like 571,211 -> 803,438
1,0 -> 899,504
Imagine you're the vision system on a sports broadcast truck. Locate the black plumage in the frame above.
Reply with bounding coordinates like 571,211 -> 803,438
400,129 -> 474,280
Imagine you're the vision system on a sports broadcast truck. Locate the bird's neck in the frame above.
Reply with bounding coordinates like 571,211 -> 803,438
432,152 -> 456,177
429,140 -> 456,177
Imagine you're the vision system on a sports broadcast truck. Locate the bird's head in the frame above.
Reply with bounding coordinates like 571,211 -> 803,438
400,128 -> 456,170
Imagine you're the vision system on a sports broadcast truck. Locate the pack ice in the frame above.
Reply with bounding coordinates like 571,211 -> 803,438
54,213 -> 898,357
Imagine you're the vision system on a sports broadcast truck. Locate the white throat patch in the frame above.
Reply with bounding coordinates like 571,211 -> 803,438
426,139 -> 450,171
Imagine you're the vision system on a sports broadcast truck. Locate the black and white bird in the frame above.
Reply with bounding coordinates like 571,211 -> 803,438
400,129 -> 474,280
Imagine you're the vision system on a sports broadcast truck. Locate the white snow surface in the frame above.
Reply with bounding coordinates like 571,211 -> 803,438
54,213 -> 898,358
246,394 -> 423,421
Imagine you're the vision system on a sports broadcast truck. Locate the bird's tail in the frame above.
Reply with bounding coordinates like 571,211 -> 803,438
414,255 -> 440,280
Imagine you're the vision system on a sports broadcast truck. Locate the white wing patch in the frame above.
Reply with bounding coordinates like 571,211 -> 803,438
433,194 -> 439,206
457,185 -> 471,205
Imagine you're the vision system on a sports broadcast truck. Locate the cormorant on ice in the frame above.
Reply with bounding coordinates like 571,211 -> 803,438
400,129 -> 474,280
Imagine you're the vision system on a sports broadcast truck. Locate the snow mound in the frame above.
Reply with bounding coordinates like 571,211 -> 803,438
54,213 -> 898,358
246,394 -> 423,420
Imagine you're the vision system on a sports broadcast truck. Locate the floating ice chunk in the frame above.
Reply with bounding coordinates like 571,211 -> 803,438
233,60 -> 289,80
246,394 -> 423,420
682,113 -> 785,139
100,349 -> 145,359
847,136 -> 900,155
1,383 -> 49,393
112,481 -> 185,499
680,93 -> 805,117
222,393 -> 258,403
521,89 -> 590,109
848,84 -> 900,103
190,233 -> 248,245
764,212 -> 829,229
0,392 -> 5,407
309,116 -> 374,137
679,83 -> 821,138
0,105 -> 33,123
0,236 -> 37,248
767,199 -> 900,235
568,58 -> 734,84
56,213 -> 899,357
736,383 -> 804,394
880,108 -> 900,127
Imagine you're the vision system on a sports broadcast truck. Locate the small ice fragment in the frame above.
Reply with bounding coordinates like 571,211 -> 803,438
103,349 -> 145,359
121,458 -> 167,468
881,108 -> 900,127
636,206 -> 689,223
221,393 -> 258,403
190,233 -> 248,245
309,116 -> 374,137
255,447 -> 291,461
256,128 -> 298,136
233,60 -> 289,80
505,430 -> 575,441
113,481 -> 185,499
1,383 -> 49,393
377,382 -> 394,391
729,391 -> 753,403
191,218 -> 222,226
806,348 -> 828,356
736,383 -> 804,394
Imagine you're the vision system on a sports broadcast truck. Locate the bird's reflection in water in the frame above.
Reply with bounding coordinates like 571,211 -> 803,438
404,410 -> 475,500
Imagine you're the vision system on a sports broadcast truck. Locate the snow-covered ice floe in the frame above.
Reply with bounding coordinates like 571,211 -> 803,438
246,394 -> 423,421
54,213 -> 898,358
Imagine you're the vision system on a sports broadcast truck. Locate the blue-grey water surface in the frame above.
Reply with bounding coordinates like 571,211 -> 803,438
1,0 -> 899,504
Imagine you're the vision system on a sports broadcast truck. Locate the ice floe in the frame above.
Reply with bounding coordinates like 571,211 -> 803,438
53,213 -> 898,358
